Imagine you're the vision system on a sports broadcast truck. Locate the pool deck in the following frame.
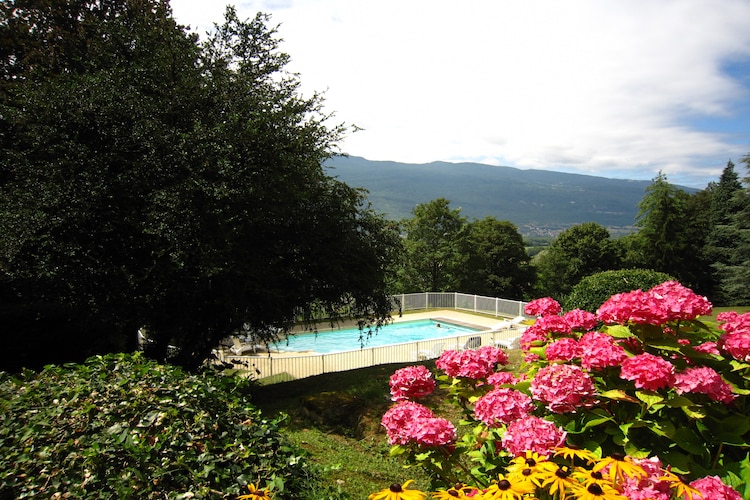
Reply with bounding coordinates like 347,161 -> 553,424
225,310 -> 512,359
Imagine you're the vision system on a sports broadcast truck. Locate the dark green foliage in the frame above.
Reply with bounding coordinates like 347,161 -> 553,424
457,217 -> 535,300
0,353 -> 339,499
563,269 -> 676,312
397,198 -> 467,292
532,222 -> 620,298
629,172 -> 712,293
0,2 -> 399,371
706,161 -> 750,305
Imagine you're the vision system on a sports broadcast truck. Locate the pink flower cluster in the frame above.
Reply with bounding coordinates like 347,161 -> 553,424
486,371 -> 521,387
435,345 -> 508,380
618,456 -> 674,500
389,365 -> 436,402
530,364 -> 597,413
619,353 -> 675,391
718,311 -> 750,362
524,297 -> 562,317
578,331 -> 628,371
674,366 -> 736,404
381,401 -> 456,446
473,388 -> 533,427
500,416 -> 566,457
597,281 -> 712,325
562,308 -> 598,330
690,475 -> 744,500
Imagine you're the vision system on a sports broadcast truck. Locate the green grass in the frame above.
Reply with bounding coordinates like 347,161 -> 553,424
251,362 -> 433,497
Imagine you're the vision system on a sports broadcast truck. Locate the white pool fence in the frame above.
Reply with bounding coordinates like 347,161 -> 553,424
221,292 -> 529,384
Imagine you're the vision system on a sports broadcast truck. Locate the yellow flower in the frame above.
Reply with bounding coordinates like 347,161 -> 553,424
592,453 -> 646,485
553,445 -> 598,465
481,474 -> 537,499
659,470 -> 704,500
538,464 -> 577,500
237,483 -> 272,499
569,482 -> 628,500
369,480 -> 427,500
431,483 -> 480,499
570,467 -> 614,489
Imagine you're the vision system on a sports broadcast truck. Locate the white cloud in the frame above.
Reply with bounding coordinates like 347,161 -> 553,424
170,0 -> 750,188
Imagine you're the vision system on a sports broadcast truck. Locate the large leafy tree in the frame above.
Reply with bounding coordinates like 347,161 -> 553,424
397,198 -> 467,293
630,172 -> 711,292
532,222 -> 620,298
0,1 -> 400,371
457,217 -> 535,299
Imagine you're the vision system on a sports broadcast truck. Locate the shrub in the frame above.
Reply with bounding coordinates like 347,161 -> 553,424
376,281 -> 750,499
0,353 -> 337,499
563,268 -> 674,312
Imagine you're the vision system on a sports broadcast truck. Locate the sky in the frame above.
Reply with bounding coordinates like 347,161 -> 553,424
169,0 -> 750,188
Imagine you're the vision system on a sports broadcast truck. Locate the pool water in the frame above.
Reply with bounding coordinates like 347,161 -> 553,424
270,319 -> 481,354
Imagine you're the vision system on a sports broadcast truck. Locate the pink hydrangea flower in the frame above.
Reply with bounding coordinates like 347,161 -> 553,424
578,331 -> 628,371
689,475 -> 743,500
381,401 -> 434,445
598,281 -> 712,325
619,353 -> 675,391
525,297 -> 562,317
520,323 -> 550,350
530,364 -> 597,413
500,416 -> 567,457
563,309 -> 598,331
408,417 -> 457,447
717,312 -> 750,362
436,348 -> 503,380
597,289 -> 669,325
694,341 -> 720,356
487,371 -> 520,387
473,388 -> 534,427
720,330 -> 750,363
534,315 -> 572,335
389,365 -> 436,402
545,337 -> 581,362
649,281 -> 712,321
619,456 -> 672,500
674,366 -> 736,404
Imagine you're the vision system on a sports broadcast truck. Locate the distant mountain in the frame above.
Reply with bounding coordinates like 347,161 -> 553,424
324,156 -> 696,237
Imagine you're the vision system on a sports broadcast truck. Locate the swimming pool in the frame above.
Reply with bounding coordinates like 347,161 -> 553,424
270,319 -> 482,354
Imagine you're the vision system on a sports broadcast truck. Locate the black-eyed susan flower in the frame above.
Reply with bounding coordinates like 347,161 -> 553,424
570,468 -> 613,489
431,482 -> 479,499
237,483 -> 272,499
659,470 -> 704,500
538,464 -> 577,500
481,474 -> 536,499
369,480 -> 427,500
553,445 -> 598,465
569,482 -> 628,500
592,453 -> 647,485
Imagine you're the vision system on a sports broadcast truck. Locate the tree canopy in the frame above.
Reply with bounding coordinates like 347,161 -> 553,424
0,1 -> 400,371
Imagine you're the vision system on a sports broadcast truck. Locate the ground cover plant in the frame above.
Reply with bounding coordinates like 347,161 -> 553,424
0,353 -> 341,499
375,281 -> 750,499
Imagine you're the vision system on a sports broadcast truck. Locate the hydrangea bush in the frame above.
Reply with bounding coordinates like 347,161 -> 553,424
375,281 -> 750,499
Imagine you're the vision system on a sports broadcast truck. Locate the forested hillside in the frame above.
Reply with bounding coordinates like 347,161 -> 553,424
326,156 -> 698,235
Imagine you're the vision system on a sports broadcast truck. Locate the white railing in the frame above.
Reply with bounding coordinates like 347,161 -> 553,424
222,292 -> 529,384
395,292 -> 527,318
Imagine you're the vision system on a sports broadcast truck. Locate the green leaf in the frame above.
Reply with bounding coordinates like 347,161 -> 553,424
600,389 -> 639,403
673,427 -> 707,455
603,324 -> 634,338
636,390 -> 664,408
